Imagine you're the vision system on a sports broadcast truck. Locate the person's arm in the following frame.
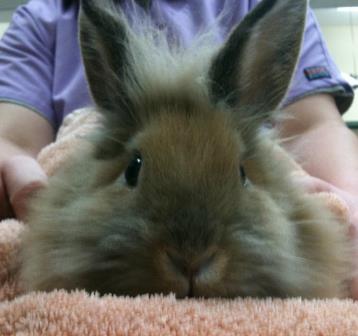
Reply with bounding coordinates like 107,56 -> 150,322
278,93 -> 358,298
0,103 -> 54,219
279,93 -> 358,196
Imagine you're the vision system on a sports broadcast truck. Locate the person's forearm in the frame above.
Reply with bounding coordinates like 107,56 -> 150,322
282,121 -> 358,195
0,103 -> 54,219
0,137 -> 27,160
278,94 -> 358,195
0,103 -> 54,157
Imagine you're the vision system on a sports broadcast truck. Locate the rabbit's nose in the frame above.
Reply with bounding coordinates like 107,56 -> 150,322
165,249 -> 227,297
166,251 -> 189,277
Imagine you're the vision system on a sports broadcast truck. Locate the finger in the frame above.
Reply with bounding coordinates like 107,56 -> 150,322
305,178 -> 334,193
2,155 -> 47,220
0,179 -> 14,219
11,180 -> 47,221
323,189 -> 358,229
290,173 -> 335,193
351,279 -> 358,300
350,234 -> 358,300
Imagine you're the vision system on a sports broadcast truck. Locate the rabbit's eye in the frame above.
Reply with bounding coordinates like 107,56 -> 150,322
125,152 -> 142,187
240,165 -> 249,187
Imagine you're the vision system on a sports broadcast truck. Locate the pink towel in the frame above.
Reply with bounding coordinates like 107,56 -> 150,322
0,109 -> 357,336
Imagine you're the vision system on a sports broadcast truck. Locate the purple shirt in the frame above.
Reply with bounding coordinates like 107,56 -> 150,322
0,0 -> 354,130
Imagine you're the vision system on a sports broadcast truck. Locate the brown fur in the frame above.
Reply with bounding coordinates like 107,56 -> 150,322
21,0 -> 350,298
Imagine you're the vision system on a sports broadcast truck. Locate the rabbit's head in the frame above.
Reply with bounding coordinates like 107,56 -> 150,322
23,0 -> 349,298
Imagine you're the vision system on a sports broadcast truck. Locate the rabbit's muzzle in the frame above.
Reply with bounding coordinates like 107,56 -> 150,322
158,247 -> 228,298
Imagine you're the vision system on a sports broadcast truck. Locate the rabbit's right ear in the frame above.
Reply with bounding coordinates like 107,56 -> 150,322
209,0 -> 307,125
79,0 -> 136,137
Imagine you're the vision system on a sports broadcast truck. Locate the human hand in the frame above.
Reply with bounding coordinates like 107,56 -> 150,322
291,172 -> 358,298
291,172 -> 357,223
0,155 -> 47,221
344,199 -> 358,300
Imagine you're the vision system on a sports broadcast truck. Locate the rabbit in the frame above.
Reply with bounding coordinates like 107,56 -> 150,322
20,0 -> 351,299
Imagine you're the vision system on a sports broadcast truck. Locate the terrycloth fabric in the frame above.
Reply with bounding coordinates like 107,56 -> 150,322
1,292 -> 358,336
0,109 -> 357,335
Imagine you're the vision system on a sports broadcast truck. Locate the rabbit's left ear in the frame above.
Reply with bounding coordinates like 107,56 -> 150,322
209,0 -> 307,118
79,0 -> 136,133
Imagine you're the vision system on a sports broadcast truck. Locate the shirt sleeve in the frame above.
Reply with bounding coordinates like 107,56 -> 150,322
0,0 -> 57,127
283,8 -> 354,114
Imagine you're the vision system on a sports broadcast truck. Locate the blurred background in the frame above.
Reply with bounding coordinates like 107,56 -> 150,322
0,0 -> 357,125
312,0 -> 358,126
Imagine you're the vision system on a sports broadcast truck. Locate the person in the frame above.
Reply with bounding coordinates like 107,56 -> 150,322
0,0 -> 358,293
